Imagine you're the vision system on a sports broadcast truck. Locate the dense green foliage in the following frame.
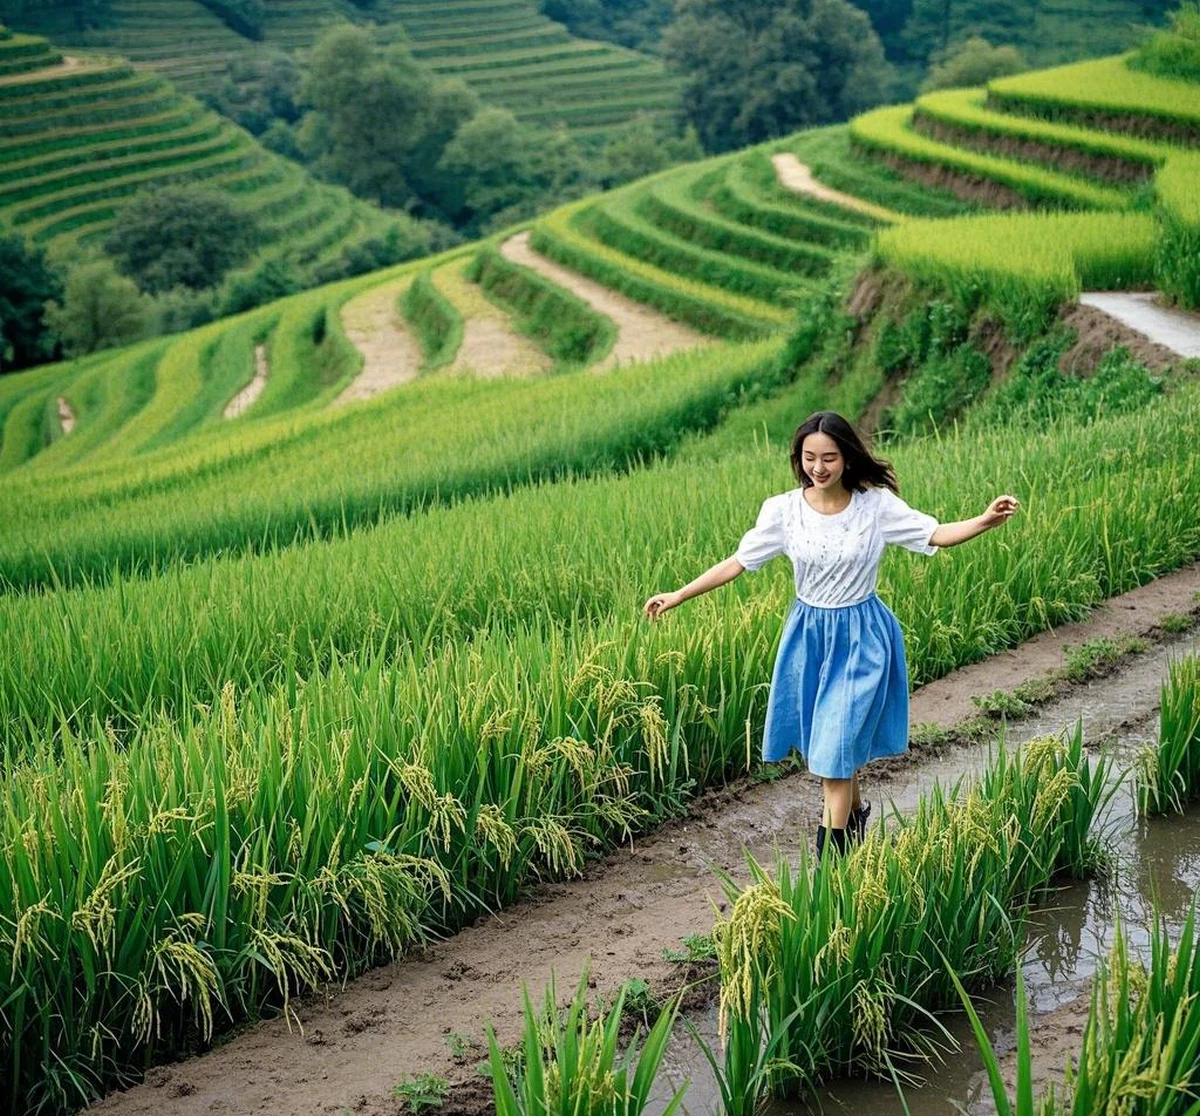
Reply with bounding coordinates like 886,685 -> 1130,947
195,0 -> 263,40
662,0 -> 892,152
105,184 -> 261,293
44,259 -> 148,357
920,34 -> 1026,91
0,231 -> 61,372
1131,1 -> 1200,82
540,0 -> 673,50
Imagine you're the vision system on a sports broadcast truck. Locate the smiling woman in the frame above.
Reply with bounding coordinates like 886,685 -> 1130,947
645,409 -> 1017,859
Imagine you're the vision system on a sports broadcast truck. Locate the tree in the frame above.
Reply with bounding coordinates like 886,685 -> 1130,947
299,24 -> 477,210
920,35 -> 1025,90
596,114 -> 704,189
663,0 -> 893,152
45,260 -> 147,356
0,232 -> 63,373
105,184 -> 260,293
437,110 -> 588,232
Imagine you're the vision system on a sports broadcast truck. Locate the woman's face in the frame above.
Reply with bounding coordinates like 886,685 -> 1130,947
800,431 -> 845,490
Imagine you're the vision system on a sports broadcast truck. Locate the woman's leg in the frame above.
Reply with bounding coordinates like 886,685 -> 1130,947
821,777 -> 854,829
851,773 -> 862,812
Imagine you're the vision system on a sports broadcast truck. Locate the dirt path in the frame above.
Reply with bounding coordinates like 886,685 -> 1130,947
334,278 -> 423,406
500,231 -> 708,371
1080,291 -> 1200,358
771,153 -> 901,222
0,54 -> 93,85
88,563 -> 1200,1116
56,396 -> 75,435
223,344 -> 268,419
434,258 -> 551,378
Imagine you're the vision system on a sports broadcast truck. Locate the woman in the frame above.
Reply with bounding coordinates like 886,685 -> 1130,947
644,411 -> 1018,861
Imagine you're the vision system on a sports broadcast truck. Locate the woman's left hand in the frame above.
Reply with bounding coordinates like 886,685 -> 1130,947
982,494 -> 1020,528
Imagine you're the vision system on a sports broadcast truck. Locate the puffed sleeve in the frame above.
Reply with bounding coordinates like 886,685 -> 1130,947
735,496 -> 787,571
877,488 -> 939,555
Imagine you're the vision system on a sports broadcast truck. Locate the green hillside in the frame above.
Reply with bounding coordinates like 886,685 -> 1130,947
0,29 -> 1199,1116
0,25 -> 403,285
5,0 -> 683,140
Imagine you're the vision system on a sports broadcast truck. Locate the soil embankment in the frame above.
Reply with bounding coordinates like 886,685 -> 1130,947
500,231 -> 707,370
223,344 -> 269,419
335,279 -> 424,405
90,564 -> 1200,1116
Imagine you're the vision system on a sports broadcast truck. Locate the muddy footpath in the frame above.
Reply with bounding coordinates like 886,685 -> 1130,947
91,564 -> 1200,1116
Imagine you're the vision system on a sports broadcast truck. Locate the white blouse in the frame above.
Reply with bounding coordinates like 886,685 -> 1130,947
735,486 -> 939,607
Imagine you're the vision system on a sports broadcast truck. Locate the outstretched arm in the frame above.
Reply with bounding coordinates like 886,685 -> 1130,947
930,495 -> 1020,548
644,555 -> 745,620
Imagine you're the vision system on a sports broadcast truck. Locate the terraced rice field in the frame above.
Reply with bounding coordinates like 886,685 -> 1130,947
7,0 -> 683,141
0,25 -> 395,277
2,41 -> 1200,1116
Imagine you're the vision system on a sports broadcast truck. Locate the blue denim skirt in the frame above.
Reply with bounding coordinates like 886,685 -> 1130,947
762,594 -> 910,778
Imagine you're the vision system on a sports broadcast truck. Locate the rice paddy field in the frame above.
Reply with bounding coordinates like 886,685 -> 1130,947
0,23 -> 396,283
5,0 -> 682,142
2,29 -> 1200,1116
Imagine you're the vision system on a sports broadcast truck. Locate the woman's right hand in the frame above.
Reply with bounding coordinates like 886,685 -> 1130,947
644,591 -> 680,621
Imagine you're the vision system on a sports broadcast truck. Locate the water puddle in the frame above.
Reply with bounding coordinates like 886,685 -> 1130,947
648,630 -> 1200,1116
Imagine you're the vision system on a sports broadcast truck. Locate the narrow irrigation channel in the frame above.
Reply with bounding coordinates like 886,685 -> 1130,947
647,626 -> 1200,1116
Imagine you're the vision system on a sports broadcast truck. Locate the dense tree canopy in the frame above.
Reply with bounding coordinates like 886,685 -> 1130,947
105,184 -> 260,293
0,233 -> 62,373
540,0 -> 673,50
45,260 -> 147,357
663,0 -> 892,153
920,35 -> 1026,90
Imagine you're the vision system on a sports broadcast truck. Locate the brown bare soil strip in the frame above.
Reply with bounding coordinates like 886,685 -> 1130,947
56,396 -> 74,435
334,278 -> 423,406
984,91 -> 1200,147
90,563 -> 1200,1116
1079,292 -> 1200,360
434,257 -> 551,378
0,54 -> 94,85
222,344 -> 268,419
851,142 -> 1029,209
771,153 -> 901,221
911,111 -> 1154,185
500,231 -> 707,371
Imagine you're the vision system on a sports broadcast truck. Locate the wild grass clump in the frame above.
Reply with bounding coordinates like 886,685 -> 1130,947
487,970 -> 685,1116
1138,655 -> 1200,815
1130,3 -> 1200,84
712,732 -> 1110,1114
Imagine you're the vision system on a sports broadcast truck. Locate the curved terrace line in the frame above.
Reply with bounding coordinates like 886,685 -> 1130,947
500,230 -> 707,370
771,153 -> 901,222
223,344 -> 269,419
334,278 -> 424,406
56,395 -> 74,435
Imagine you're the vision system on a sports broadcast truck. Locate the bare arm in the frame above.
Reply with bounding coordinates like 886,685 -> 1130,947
929,495 -> 1019,548
644,555 -> 745,620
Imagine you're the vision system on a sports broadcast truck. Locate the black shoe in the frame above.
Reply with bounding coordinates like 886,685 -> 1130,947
847,801 -> 872,845
815,824 -> 848,864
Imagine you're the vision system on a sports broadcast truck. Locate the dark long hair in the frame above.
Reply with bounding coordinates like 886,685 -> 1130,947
790,411 -> 898,494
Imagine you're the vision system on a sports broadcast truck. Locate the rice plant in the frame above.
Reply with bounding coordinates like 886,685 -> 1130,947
953,904 -> 1200,1116
487,968 -> 686,1116
1138,655 -> 1200,816
712,732 -> 1110,1114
